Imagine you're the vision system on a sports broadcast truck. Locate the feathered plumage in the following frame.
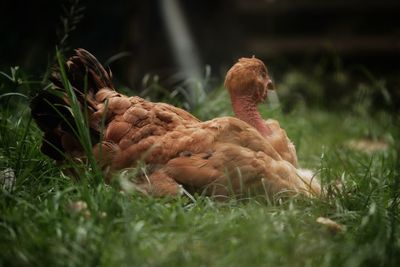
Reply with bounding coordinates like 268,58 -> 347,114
31,49 -> 320,197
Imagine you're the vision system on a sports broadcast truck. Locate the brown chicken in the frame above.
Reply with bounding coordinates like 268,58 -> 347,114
31,49 -> 320,198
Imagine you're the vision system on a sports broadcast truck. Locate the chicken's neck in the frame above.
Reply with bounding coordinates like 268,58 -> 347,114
231,95 -> 272,136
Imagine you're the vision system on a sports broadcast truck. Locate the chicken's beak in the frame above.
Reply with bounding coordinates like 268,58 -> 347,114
260,79 -> 273,101
267,79 -> 274,91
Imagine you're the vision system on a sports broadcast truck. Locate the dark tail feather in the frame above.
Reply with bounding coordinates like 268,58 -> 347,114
31,49 -> 111,160
50,48 -> 114,94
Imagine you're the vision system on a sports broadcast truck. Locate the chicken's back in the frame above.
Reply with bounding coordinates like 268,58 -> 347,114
31,49 -> 199,164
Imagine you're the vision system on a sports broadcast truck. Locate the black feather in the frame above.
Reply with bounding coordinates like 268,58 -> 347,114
31,49 -> 112,160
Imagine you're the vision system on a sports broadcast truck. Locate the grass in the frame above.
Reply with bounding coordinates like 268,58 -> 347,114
0,62 -> 399,267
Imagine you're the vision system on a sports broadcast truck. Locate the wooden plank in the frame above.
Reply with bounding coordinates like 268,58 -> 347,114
246,36 -> 400,55
234,0 -> 400,13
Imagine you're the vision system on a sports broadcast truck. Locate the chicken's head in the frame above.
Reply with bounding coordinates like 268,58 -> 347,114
224,57 -> 273,104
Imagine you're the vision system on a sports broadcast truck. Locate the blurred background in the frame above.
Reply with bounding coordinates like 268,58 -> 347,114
1,0 -> 399,110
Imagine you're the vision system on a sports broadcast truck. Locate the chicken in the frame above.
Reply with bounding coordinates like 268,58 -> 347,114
225,57 -> 298,166
31,49 -> 320,198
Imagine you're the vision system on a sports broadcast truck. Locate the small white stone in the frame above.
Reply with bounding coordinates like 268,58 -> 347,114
0,168 -> 16,192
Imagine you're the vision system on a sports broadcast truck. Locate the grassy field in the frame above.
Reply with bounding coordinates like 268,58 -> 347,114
0,65 -> 399,267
